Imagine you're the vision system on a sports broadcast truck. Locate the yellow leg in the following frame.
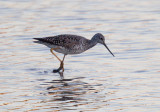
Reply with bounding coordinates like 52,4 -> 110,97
60,61 -> 64,72
50,48 -> 66,72
50,48 -> 61,62
61,55 -> 66,72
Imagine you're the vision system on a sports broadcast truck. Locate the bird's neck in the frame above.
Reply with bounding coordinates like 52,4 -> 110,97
88,39 -> 97,49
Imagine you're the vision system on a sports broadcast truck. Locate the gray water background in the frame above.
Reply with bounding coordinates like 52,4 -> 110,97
0,0 -> 160,111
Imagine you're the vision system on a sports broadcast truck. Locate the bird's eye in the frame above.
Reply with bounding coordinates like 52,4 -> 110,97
100,37 -> 103,40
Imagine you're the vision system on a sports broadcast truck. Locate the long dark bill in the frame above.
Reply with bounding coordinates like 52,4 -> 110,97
103,43 -> 115,57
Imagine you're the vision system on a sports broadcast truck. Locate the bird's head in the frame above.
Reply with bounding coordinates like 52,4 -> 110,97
92,33 -> 105,44
92,33 -> 115,57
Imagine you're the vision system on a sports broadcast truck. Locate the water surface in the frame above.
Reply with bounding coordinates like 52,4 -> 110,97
0,0 -> 160,111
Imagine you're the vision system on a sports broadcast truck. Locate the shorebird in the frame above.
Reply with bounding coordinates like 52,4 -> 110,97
33,33 -> 114,73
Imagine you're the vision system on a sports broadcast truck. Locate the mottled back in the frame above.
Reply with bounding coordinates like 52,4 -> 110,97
34,34 -> 89,49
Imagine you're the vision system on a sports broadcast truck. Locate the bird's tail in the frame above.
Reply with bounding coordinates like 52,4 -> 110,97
33,38 -> 44,44
33,38 -> 52,49
33,38 -> 43,41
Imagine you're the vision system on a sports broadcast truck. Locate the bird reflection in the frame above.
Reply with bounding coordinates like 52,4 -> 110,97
53,69 -> 72,80
58,71 -> 64,80
46,78 -> 87,102
41,76 -> 105,111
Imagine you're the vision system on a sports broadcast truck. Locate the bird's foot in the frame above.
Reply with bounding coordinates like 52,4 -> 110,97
53,69 -> 60,73
53,67 -> 63,73
53,62 -> 64,73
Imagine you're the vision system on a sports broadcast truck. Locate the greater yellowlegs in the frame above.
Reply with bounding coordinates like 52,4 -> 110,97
33,33 -> 114,72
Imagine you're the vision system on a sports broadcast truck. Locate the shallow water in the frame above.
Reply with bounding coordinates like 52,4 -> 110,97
0,0 -> 160,111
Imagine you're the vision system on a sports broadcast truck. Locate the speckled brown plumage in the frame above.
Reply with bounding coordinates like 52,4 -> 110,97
34,34 -> 89,50
33,33 -> 114,74
33,33 -> 114,56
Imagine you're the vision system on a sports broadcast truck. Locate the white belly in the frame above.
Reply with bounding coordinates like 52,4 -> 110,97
44,42 -> 87,55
